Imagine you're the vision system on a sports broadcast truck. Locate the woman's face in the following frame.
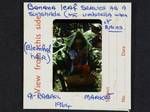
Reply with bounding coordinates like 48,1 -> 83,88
75,38 -> 82,49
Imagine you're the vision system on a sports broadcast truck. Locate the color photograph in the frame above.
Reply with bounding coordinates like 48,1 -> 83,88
53,20 -> 102,92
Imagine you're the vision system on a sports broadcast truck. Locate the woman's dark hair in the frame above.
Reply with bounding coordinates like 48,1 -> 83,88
71,31 -> 87,49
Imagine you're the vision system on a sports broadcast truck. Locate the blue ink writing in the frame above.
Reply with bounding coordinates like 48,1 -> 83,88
114,13 -> 128,18
109,5 -> 118,11
104,19 -> 112,24
84,93 -> 114,101
105,24 -> 123,32
30,53 -> 50,64
24,42 -> 51,64
103,19 -> 123,32
27,3 -> 61,17
27,92 -> 61,100
61,3 -> 78,18
81,5 -> 106,11
61,3 -> 77,12
64,11 -> 77,18
27,3 -> 56,10
82,12 -> 112,18
24,42 -> 51,54
28,11 -> 61,17
122,5 -> 127,10
55,102 -> 72,109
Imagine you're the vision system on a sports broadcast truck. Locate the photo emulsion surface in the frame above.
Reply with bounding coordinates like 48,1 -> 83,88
53,20 -> 102,92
